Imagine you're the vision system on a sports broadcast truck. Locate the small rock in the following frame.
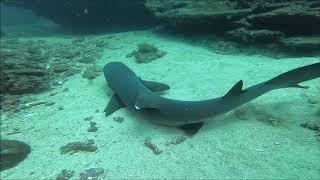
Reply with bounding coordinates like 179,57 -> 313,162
273,142 -> 280,145
79,168 -> 106,180
144,138 -> 162,155
168,136 -> 188,145
82,66 -> 99,80
84,116 -> 93,121
308,99 -> 318,104
56,169 -> 75,180
60,139 -> 98,154
113,116 -> 124,123
45,102 -> 55,106
50,92 -> 58,96
87,121 -> 98,132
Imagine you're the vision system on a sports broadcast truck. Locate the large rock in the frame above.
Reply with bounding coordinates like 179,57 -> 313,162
247,1 -> 320,35
280,36 -> 320,53
226,28 -> 284,43
3,0 -> 319,53
145,0 -> 252,31
146,0 -> 320,53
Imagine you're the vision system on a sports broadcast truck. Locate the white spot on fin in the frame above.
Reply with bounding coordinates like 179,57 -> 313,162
135,105 -> 141,110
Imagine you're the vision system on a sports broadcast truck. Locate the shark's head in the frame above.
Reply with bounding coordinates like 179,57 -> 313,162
103,62 -> 127,87
103,62 -> 121,81
103,62 -> 138,91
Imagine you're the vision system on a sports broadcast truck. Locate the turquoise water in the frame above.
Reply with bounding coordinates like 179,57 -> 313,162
1,1 -> 320,179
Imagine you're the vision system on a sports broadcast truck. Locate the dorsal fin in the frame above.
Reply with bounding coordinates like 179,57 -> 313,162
223,80 -> 245,100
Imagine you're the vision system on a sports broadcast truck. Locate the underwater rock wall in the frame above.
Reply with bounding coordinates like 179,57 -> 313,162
3,0 -> 320,52
146,0 -> 320,53
146,0 -> 320,34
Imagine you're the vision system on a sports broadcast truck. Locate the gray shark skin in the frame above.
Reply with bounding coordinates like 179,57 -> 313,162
103,62 -> 320,126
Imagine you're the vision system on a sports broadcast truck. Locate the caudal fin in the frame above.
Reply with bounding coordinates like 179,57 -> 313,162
264,62 -> 320,89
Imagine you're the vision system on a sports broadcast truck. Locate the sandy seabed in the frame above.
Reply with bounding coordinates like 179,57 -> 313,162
1,30 -> 320,179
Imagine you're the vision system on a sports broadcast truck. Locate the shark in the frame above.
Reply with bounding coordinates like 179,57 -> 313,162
103,61 -> 320,128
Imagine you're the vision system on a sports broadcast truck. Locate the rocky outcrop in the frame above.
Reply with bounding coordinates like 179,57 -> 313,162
279,36 -> 320,53
146,0 -> 320,34
3,0 -> 320,53
226,28 -> 284,43
146,0 -> 320,53
145,0 -> 252,31
246,1 -> 320,35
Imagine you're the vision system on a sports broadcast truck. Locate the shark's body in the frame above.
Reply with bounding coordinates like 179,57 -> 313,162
103,62 -> 320,126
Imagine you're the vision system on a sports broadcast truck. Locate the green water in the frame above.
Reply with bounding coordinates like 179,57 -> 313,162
1,1 -> 319,179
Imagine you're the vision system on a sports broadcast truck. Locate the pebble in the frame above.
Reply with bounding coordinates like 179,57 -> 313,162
274,142 -> 280,145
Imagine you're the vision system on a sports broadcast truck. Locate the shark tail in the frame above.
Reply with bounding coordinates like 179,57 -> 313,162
264,62 -> 320,89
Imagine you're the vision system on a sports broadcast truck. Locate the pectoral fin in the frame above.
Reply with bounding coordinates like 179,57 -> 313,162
104,94 -> 125,117
140,78 -> 170,92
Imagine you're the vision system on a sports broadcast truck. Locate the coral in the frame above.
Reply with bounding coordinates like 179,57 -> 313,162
79,168 -> 106,180
82,66 -> 100,80
113,116 -> 124,123
60,139 -> 98,154
127,43 -> 166,63
168,136 -> 188,145
137,43 -> 159,53
84,116 -> 93,121
87,121 -> 98,132
56,169 -> 75,180
144,138 -> 162,155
